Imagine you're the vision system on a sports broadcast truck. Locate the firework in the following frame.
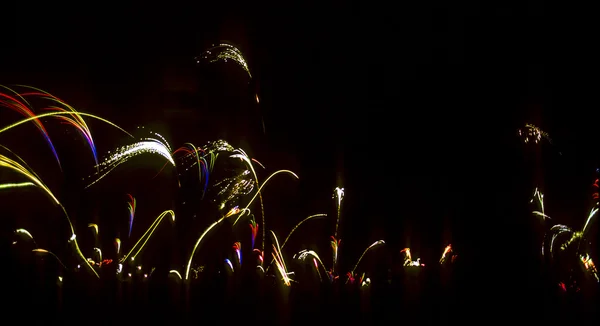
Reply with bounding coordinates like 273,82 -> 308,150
85,134 -> 175,188
126,194 -> 137,238
518,123 -> 551,145
0,86 -> 62,170
270,231 -> 292,286
350,240 -> 385,274
120,210 -> 175,263
196,42 -> 252,78
1,150 -> 98,278
332,187 -> 344,272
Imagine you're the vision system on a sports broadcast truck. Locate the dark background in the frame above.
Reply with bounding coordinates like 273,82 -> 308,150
1,1 -> 598,319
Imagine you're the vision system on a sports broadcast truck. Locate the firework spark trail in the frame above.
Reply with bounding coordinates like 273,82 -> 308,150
333,187 -> 344,238
0,111 -> 133,138
214,170 -> 255,211
0,87 -> 62,170
531,187 -> 548,220
531,187 -> 551,257
0,152 -> 98,278
169,270 -> 182,279
32,248 -> 68,269
193,146 -> 210,197
233,242 -> 242,266
581,207 -> 598,236
43,106 -> 99,170
251,158 -> 265,169
157,142 -> 216,191
401,248 -> 412,265
86,137 -> 175,188
197,43 -> 252,78
126,194 -> 136,238
266,213 -> 328,273
547,224 -> 573,259
14,228 -> 37,247
225,258 -> 234,272
296,249 -> 328,281
580,254 -> 599,283
231,149 -> 267,254
281,214 -> 328,250
120,210 -> 175,262
93,247 -> 102,262
87,223 -> 99,236
439,244 -> 453,264
0,181 -> 35,190
249,219 -> 259,249
171,143 -> 210,194
19,85 -> 101,171
332,187 -> 344,272
115,238 -> 121,256
185,206 -> 243,280
185,170 -> 298,280
270,231 -> 292,286
351,240 -> 385,274
330,236 -> 341,272
518,123 -> 552,145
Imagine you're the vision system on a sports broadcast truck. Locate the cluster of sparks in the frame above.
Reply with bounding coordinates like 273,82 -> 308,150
196,43 -> 252,79
521,123 -> 599,294
518,123 -> 551,145
2,68 -> 462,302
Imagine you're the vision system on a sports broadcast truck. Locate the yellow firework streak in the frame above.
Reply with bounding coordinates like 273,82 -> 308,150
120,210 -> 175,262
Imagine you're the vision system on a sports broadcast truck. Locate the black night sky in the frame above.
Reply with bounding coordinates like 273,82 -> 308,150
1,2 -> 598,322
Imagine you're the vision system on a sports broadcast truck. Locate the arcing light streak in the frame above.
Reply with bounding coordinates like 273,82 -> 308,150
401,248 -> 412,265
439,244 -> 453,264
296,249 -> 327,280
15,228 -> 37,247
281,214 -> 328,250
16,228 -> 34,240
0,153 -> 98,277
115,238 -> 121,255
547,224 -> 572,258
531,188 -> 546,220
271,231 -> 291,286
267,213 -> 328,273
225,259 -> 234,272
233,242 -> 242,265
531,187 -> 550,257
32,248 -> 68,269
197,43 -> 252,78
332,187 -> 344,273
0,87 -> 62,170
231,149 -> 267,253
19,84 -> 102,171
251,158 -> 265,169
333,187 -> 344,238
94,247 -> 102,262
249,218 -> 259,249
582,207 -> 598,235
185,170 -> 297,280
86,138 -> 175,188
243,169 -> 299,252
126,194 -> 136,238
185,206 -> 242,280
88,223 -> 98,236
351,240 -> 385,273
44,106 -> 99,170
0,182 -> 35,190
169,270 -> 182,279
120,210 -> 175,262
330,236 -> 341,272
0,111 -> 132,138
